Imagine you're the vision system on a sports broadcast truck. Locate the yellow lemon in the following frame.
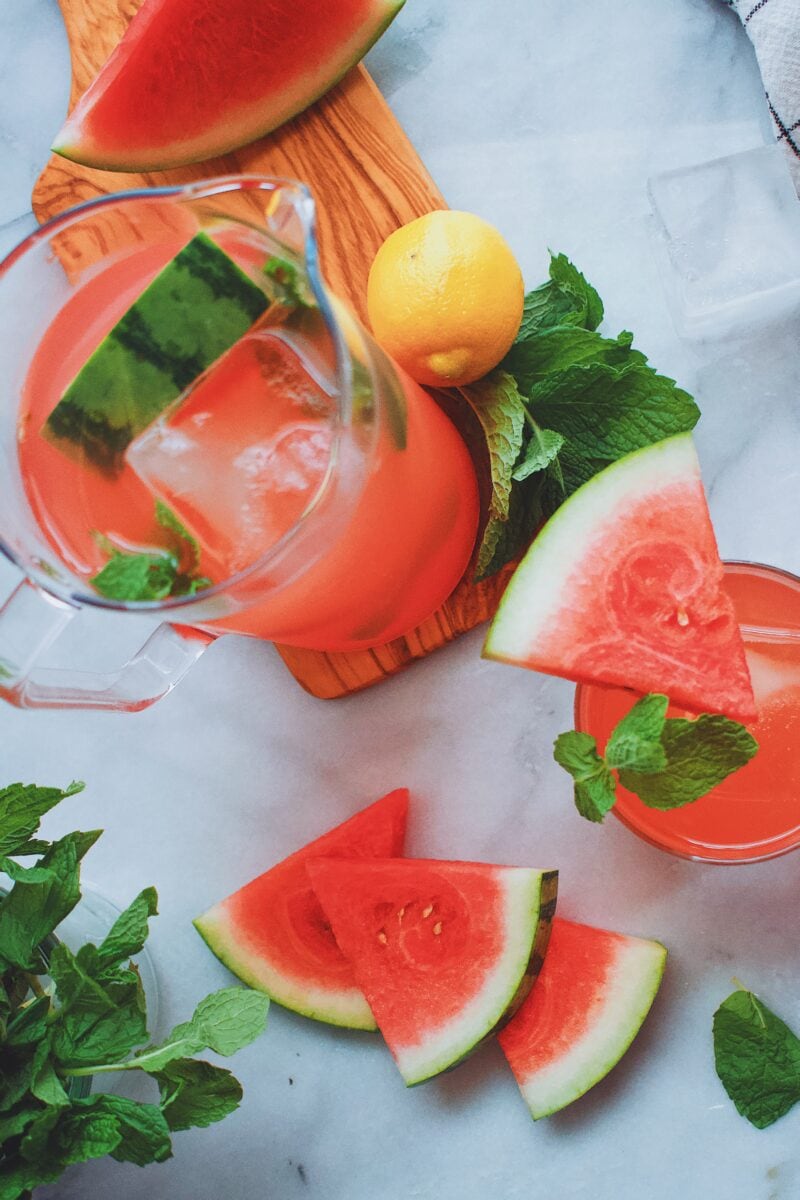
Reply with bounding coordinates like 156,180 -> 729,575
366,210 -> 524,388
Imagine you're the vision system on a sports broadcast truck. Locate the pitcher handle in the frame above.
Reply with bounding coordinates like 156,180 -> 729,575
0,579 -> 214,711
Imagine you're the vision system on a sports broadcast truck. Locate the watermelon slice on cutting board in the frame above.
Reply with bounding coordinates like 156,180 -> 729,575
193,789 -> 408,1030
53,0 -> 406,171
498,918 -> 666,1119
307,856 -> 559,1086
483,434 -> 756,723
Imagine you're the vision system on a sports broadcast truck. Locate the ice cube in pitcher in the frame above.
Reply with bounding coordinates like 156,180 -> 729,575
126,332 -> 335,578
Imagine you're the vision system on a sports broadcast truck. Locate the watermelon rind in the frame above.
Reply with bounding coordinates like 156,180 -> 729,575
193,906 -> 377,1032
483,433 -> 755,722
499,922 -> 667,1119
193,789 -> 409,1031
53,0 -> 407,172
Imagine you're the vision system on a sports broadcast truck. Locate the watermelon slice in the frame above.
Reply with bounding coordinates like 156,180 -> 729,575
53,0 -> 406,171
483,434 -> 756,722
498,918 -> 666,1119
307,857 -> 558,1085
193,789 -> 409,1030
44,234 -> 270,473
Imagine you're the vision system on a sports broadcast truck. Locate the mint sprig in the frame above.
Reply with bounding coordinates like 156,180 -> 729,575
554,694 -> 758,823
0,782 -> 269,1197
462,253 -> 701,579
91,500 -> 212,602
713,987 -> 800,1129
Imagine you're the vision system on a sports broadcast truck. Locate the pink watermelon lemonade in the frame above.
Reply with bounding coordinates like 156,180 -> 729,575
17,238 -> 479,651
576,562 -> 800,863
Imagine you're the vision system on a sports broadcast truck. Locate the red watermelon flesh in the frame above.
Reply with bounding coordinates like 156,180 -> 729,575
498,918 -> 667,1118
53,0 -> 406,171
307,857 -> 558,1085
193,789 -> 408,1030
484,435 -> 756,723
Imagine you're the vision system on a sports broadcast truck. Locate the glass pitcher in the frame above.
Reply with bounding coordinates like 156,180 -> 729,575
0,177 -> 479,711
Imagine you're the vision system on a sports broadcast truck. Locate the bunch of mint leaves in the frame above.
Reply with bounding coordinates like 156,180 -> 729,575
0,781 -> 269,1198
554,693 -> 758,823
91,500 -> 211,602
459,254 -> 700,579
713,986 -> 800,1129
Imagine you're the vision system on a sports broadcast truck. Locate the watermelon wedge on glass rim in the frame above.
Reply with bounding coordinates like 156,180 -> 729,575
483,434 -> 756,723
53,0 -> 406,171
498,918 -> 667,1119
307,856 -> 558,1086
193,789 -> 409,1030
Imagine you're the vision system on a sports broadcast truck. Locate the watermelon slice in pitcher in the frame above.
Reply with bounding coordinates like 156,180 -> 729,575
193,789 -> 408,1030
498,918 -> 667,1118
484,434 -> 756,723
307,856 -> 558,1085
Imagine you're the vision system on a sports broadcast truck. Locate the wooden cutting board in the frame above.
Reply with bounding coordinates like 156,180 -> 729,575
32,0 -> 513,698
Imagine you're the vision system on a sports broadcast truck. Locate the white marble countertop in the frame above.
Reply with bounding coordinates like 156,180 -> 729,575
2,1 -> 800,1197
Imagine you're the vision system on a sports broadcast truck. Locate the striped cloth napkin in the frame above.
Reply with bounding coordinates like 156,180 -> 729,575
725,0 -> 800,190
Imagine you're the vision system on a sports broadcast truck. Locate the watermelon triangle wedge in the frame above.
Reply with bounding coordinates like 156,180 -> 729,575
307,857 -> 559,1085
498,918 -> 666,1118
193,789 -> 409,1030
53,0 -> 406,171
483,434 -> 756,723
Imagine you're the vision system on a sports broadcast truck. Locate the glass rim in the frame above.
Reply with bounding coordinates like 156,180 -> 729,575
573,558 -> 800,865
0,175 -> 357,614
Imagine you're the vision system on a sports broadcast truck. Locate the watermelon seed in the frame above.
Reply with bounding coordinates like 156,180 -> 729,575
676,606 -> 689,626
433,922 -> 443,936
397,906 -> 406,921
422,905 -> 434,919
377,930 -> 388,945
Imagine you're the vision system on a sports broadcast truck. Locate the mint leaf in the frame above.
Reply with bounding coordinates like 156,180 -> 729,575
618,714 -> 758,809
151,1058 -> 242,1131
264,255 -> 314,309
91,552 -> 177,601
475,471 -> 548,580
49,943 -> 148,1068
0,781 -> 83,859
5,996 -> 50,1048
713,989 -> 800,1128
553,731 -> 617,823
76,887 -> 158,978
528,361 -> 700,463
456,370 -> 528,578
604,693 -> 669,773
131,988 -> 269,1073
458,370 -> 526,525
88,1095 -> 172,1166
512,426 -> 564,483
504,327 -> 644,395
155,501 -> 200,572
0,831 -> 100,971
91,502 -> 211,601
516,253 -> 603,338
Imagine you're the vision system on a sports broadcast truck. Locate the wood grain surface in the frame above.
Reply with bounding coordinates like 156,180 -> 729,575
32,0 -> 511,699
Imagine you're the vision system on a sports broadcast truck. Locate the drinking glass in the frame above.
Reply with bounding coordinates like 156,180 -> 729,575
575,561 -> 800,864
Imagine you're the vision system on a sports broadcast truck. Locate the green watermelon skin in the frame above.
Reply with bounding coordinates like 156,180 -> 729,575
307,857 -> 558,1086
53,0 -> 406,172
498,918 -> 667,1119
43,233 -> 269,473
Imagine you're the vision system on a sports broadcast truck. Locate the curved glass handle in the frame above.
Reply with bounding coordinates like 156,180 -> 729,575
0,579 -> 214,711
